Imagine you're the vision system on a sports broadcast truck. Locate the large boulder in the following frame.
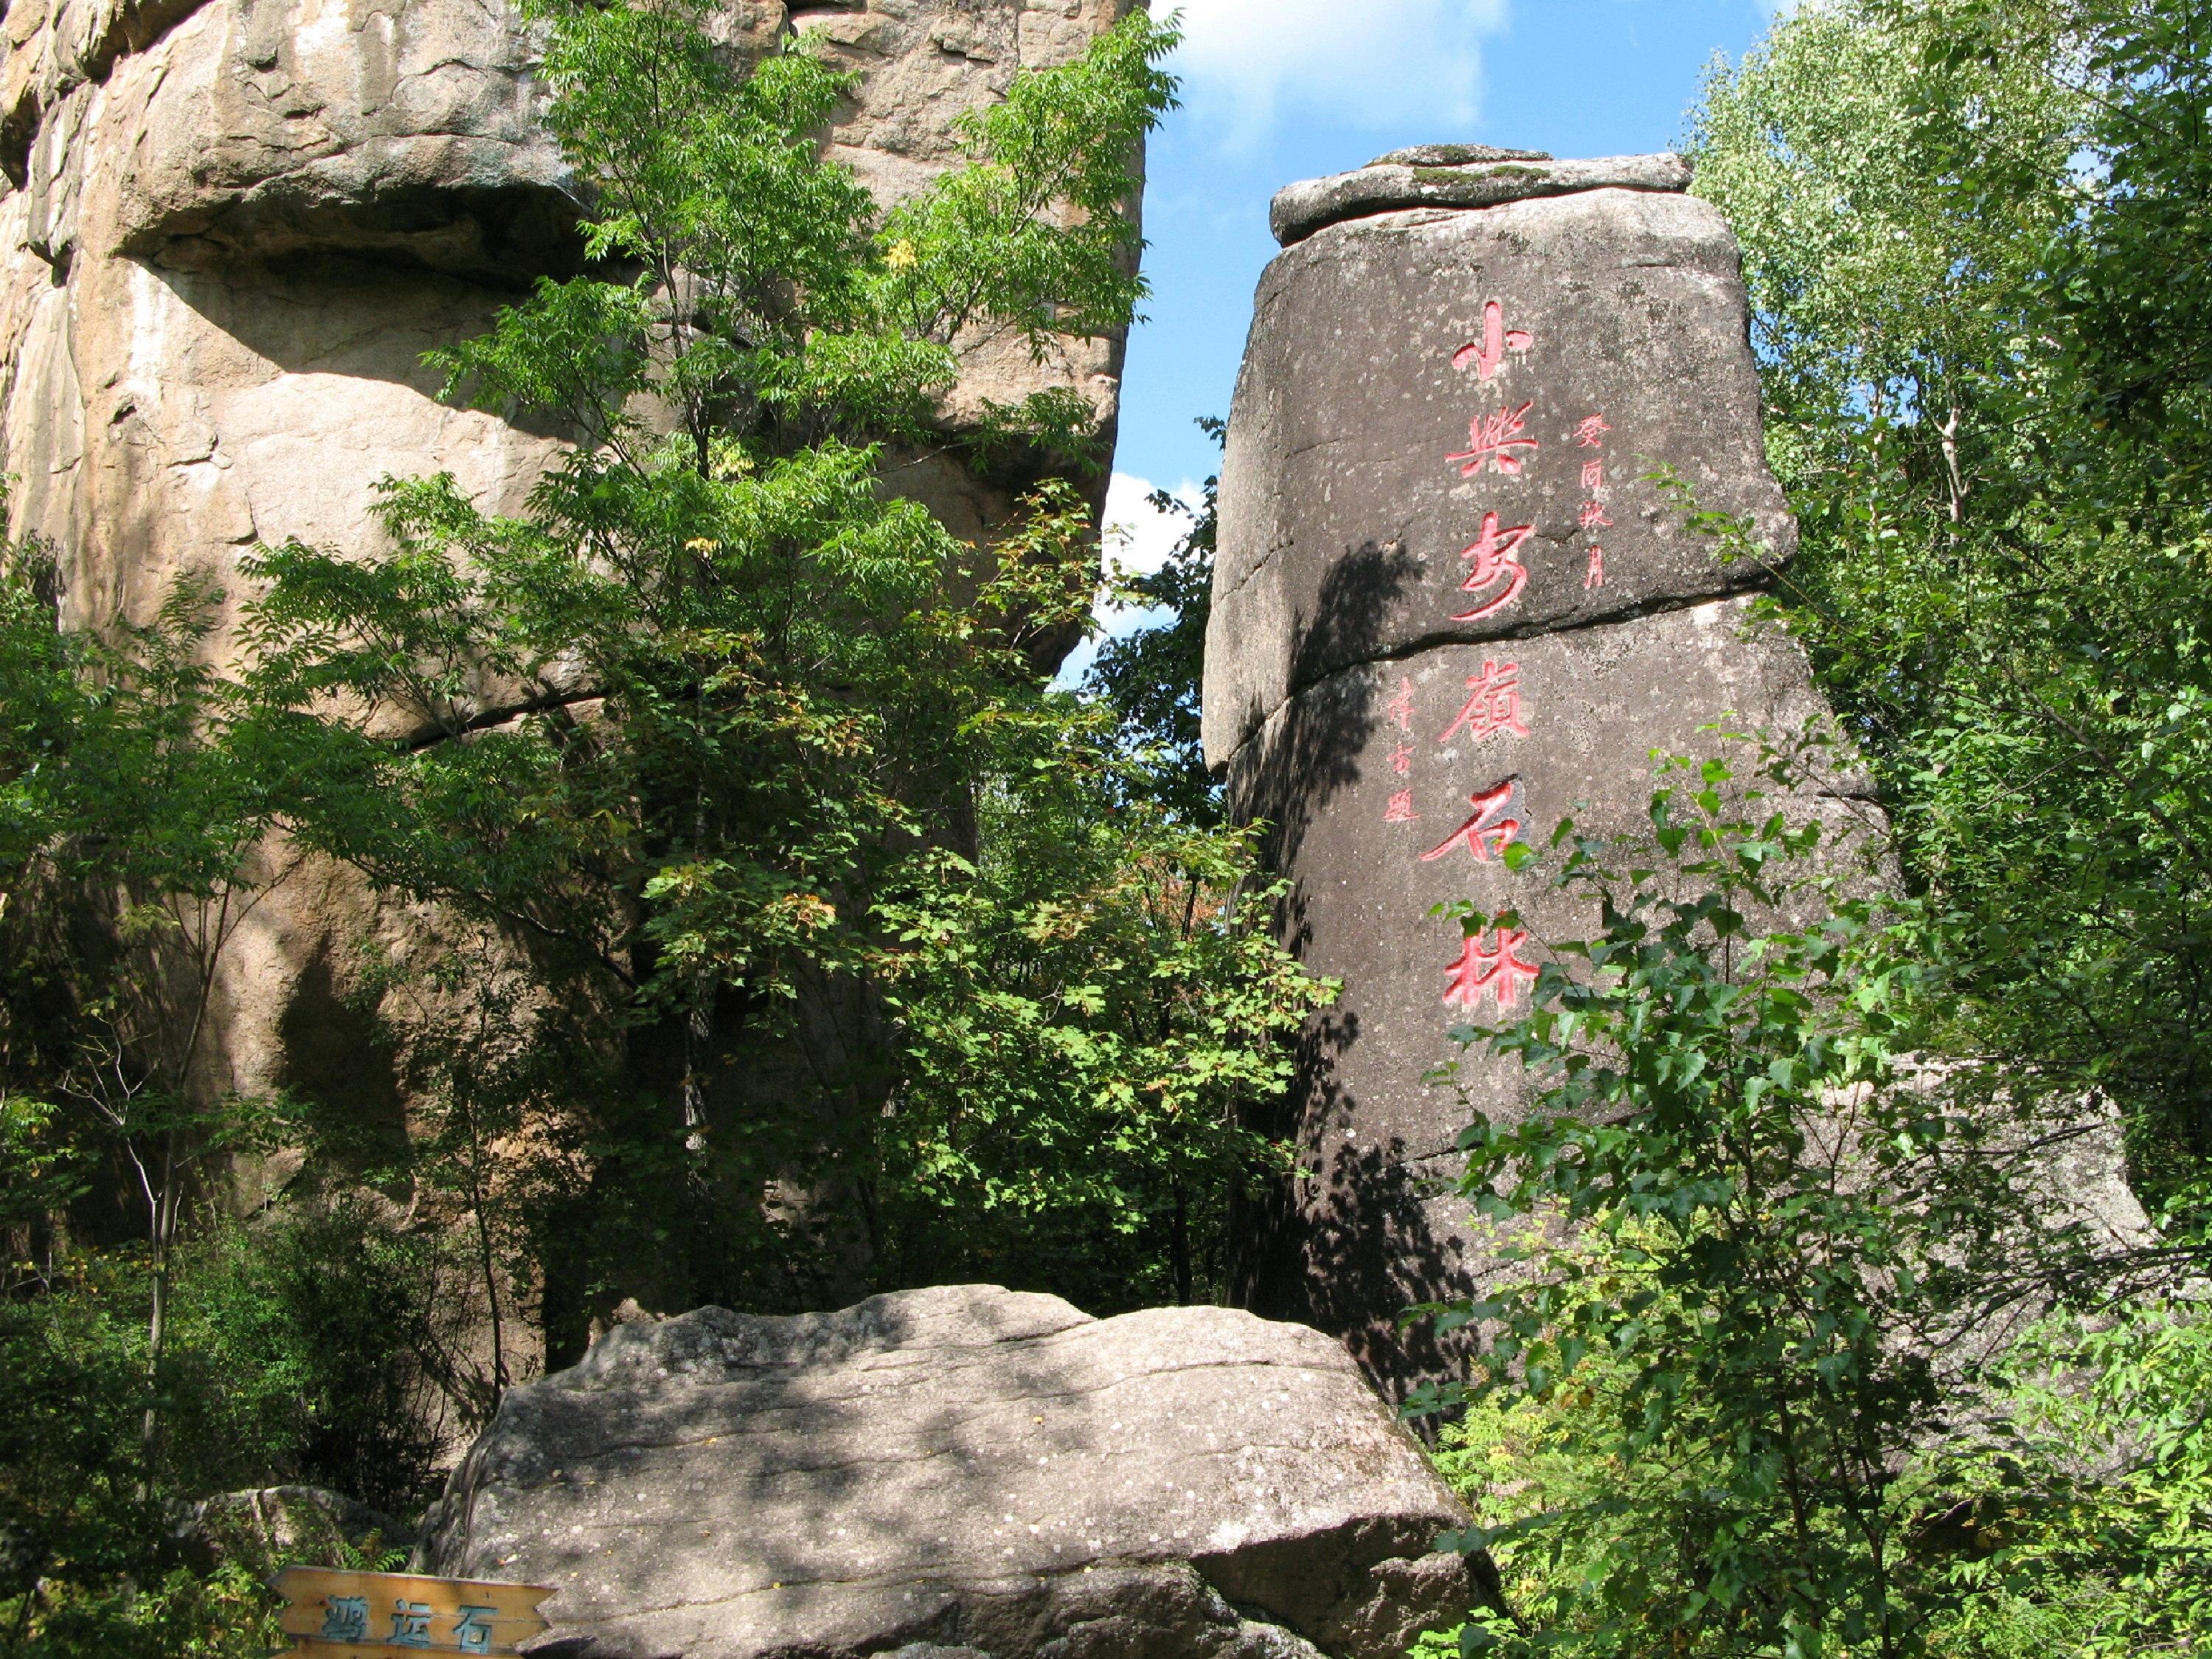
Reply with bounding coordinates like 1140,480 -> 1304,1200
416,1286 -> 1492,1659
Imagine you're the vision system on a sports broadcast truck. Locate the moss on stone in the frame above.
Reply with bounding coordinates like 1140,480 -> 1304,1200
1410,164 -> 1552,187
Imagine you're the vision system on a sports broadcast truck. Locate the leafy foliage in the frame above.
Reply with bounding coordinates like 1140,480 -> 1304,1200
1688,0 -> 2212,1223
1085,417 -> 1225,825
1420,760 -> 2076,1659
0,1234 -> 419,1657
1427,1295 -> 2212,1659
1415,5 -> 2212,1655
872,790 -> 1328,1309
164,1201 -> 461,1514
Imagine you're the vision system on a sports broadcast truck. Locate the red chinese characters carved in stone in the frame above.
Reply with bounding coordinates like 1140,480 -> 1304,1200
1390,741 -> 1415,775
1387,676 -> 1415,733
1439,659 -> 1530,744
1420,779 -> 1519,864
1578,500 -> 1612,531
1585,546 -> 1604,589
1452,512 -> 1533,620
1572,414 -> 1610,449
1448,402 -> 1539,477
1442,925 -> 1539,1012
1452,299 -> 1533,382
1581,459 -> 1603,491
1384,789 -> 1420,822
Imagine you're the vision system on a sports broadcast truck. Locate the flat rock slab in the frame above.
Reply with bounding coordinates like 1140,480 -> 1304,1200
417,1286 -> 1488,1659
1270,153 -> 1693,246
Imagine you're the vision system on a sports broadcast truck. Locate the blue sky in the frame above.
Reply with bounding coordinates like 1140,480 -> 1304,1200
1064,0 -> 1784,682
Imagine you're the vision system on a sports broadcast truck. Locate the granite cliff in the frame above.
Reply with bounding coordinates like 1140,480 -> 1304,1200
0,0 -> 1136,1128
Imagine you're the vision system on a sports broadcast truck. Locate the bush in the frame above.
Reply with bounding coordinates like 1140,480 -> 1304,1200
167,1198 -> 462,1516
0,1198 -> 457,1654
1425,1292 -> 2212,1659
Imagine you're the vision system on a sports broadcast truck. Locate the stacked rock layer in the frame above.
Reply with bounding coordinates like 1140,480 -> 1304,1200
1202,150 -> 1854,1393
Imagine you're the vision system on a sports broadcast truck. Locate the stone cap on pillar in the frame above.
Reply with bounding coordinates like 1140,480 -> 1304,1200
1270,148 -> 1695,247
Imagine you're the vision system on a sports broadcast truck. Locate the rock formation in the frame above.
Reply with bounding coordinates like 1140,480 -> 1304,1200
0,0 -> 1134,1116
1202,150 -> 1868,1393
415,1284 -> 1494,1659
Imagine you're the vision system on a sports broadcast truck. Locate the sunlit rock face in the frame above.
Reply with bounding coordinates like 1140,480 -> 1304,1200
1204,150 -> 1868,1397
417,1285 -> 1497,1659
0,0 -> 1134,1111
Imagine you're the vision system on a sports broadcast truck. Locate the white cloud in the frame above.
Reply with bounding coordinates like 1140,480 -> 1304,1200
1053,471 -> 1205,689
1167,0 -> 1511,150
1102,469 -> 1202,586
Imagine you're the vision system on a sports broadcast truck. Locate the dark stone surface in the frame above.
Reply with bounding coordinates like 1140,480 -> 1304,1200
416,1286 -> 1494,1659
1204,185 -> 1793,769
1219,604 -> 1872,1397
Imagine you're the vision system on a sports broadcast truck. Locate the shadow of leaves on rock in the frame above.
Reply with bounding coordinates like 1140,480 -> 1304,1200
429,1288 -> 1489,1659
1231,1002 -> 1474,1416
1286,537 -> 1424,720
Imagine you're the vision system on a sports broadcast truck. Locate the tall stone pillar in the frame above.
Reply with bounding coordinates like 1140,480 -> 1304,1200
1203,148 -> 1846,1393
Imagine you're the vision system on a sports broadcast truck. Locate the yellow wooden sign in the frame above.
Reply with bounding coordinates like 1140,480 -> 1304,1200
270,1567 -> 555,1658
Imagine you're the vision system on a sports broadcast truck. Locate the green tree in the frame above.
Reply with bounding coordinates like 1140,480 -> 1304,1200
237,0 -> 1322,1357
0,0 -> 1320,1646
0,537 -> 448,1651
0,538 -> 297,1472
2034,0 -> 2212,457
870,772 -> 1327,1309
1415,751 -> 2203,1659
1085,416 -> 1225,826
1688,0 -> 2212,1230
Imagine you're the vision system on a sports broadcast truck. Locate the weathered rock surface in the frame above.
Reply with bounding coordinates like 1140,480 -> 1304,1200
0,0 -> 1134,1147
1204,157 -> 1855,1392
1225,603 -> 1870,1384
416,1285 -> 1492,1659
1207,183 -> 1793,769
1269,150 -> 1696,248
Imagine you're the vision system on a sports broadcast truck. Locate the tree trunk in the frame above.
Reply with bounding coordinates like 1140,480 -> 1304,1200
1171,1179 -> 1192,1306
